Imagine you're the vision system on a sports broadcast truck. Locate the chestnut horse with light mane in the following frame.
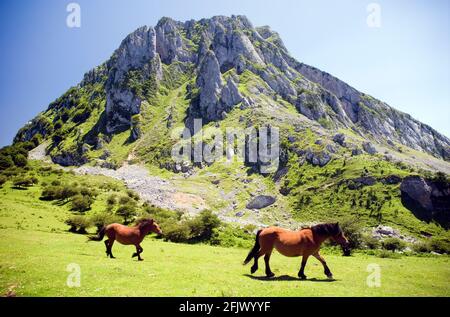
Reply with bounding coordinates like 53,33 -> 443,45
88,218 -> 162,261
243,223 -> 350,279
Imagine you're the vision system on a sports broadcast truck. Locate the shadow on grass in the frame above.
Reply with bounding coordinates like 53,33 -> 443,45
243,274 -> 337,282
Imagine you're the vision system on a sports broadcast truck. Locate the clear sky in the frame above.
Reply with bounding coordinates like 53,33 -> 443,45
0,0 -> 449,147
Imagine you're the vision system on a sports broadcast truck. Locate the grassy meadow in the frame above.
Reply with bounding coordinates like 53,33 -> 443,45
0,175 -> 449,297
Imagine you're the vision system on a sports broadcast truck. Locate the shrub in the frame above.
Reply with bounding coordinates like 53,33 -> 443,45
90,213 -> 122,232
429,238 -> 450,254
79,186 -> 97,198
361,234 -> 380,250
0,175 -> 7,187
71,194 -> 93,212
126,189 -> 140,201
65,215 -> 91,234
13,176 -> 38,188
119,195 -> 133,205
0,155 -> 14,169
210,225 -> 254,248
381,238 -> 406,252
59,185 -> 79,201
161,210 -> 222,244
187,210 -> 221,241
40,185 -> 62,200
334,217 -> 364,249
51,180 -> 61,186
116,202 -> 137,224
107,194 -> 117,206
163,222 -> 192,243
411,241 -> 432,253
377,249 -> 401,259
12,153 -> 28,167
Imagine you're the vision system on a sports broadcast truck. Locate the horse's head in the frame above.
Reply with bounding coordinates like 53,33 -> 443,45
329,223 -> 351,256
150,220 -> 163,235
138,219 -> 163,236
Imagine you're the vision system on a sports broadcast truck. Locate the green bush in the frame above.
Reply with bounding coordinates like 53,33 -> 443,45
71,194 -> 93,212
59,185 -> 79,201
51,180 -> 61,186
12,153 -> 28,167
411,241 -> 432,253
210,225 -> 254,248
162,210 -> 222,244
361,234 -> 380,250
13,176 -> 38,188
187,210 -> 221,241
90,213 -> 122,232
126,189 -> 140,201
377,249 -> 401,259
381,238 -> 406,252
107,194 -> 117,206
119,195 -> 133,205
40,185 -> 62,200
429,238 -> 450,254
65,215 -> 91,234
163,222 -> 192,242
0,175 -> 7,187
116,202 -> 137,224
331,217 -> 364,249
0,154 -> 14,169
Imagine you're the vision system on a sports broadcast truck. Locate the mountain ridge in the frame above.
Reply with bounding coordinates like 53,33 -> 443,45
14,15 -> 450,166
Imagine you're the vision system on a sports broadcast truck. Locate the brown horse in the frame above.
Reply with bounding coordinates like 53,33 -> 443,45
243,223 -> 350,279
88,218 -> 162,261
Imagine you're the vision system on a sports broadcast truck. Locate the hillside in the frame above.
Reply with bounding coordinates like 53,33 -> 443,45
10,15 -> 450,235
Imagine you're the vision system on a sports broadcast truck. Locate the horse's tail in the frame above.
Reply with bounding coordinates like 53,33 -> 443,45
243,229 -> 262,265
87,226 -> 106,242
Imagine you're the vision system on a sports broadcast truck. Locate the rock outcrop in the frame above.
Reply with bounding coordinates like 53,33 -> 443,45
400,176 -> 450,228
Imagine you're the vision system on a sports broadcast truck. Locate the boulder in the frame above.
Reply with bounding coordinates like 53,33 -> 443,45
363,142 -> 377,155
246,195 -> 276,209
333,133 -> 346,147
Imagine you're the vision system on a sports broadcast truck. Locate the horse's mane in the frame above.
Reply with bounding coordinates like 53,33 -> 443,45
310,223 -> 341,236
135,218 -> 154,227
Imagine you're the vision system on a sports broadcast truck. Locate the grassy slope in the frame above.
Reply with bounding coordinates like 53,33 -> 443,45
0,178 -> 449,297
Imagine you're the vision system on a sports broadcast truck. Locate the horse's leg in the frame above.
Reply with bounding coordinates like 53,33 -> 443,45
298,255 -> 309,280
104,240 -> 110,257
313,252 -> 333,279
264,251 -> 275,278
250,252 -> 260,274
132,244 -> 144,261
108,239 -> 116,259
137,244 -> 143,261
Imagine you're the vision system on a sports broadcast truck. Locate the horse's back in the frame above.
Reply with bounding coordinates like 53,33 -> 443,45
260,227 -> 316,257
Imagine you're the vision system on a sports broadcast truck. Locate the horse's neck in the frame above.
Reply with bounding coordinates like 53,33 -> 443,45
138,224 -> 152,235
312,232 -> 331,245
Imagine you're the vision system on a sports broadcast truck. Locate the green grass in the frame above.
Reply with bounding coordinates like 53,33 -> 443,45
0,179 -> 449,297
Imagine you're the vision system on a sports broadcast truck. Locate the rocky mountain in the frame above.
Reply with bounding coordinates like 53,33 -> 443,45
13,15 -> 450,232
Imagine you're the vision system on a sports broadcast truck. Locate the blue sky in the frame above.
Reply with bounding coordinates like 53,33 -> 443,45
0,0 -> 449,146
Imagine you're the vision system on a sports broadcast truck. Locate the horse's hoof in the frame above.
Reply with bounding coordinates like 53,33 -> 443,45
327,274 -> 334,280
138,258 -> 144,261
298,275 -> 307,280
132,253 -> 137,258
266,272 -> 275,278
250,266 -> 257,274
